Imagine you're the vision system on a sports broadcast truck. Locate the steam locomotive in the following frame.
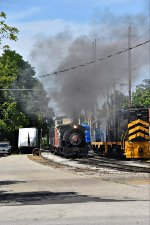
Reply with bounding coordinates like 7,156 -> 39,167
91,107 -> 150,159
49,123 -> 91,157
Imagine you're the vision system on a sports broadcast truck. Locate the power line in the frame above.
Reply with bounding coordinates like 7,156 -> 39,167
37,39 -> 150,79
0,89 -> 42,91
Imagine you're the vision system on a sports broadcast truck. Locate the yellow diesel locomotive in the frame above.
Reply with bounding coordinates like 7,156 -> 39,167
91,107 -> 150,159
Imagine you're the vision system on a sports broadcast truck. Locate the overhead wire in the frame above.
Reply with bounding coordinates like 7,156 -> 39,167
0,89 -> 42,91
37,39 -> 150,79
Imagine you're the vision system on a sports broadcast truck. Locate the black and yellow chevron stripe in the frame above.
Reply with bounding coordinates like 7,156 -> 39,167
128,119 -> 149,141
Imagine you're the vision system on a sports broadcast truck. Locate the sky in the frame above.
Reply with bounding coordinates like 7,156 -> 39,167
1,0 -> 146,23
0,0 -> 149,115
1,0 -> 148,60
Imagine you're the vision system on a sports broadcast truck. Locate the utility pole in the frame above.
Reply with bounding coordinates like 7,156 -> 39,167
93,39 -> 99,140
149,0 -> 150,80
93,39 -> 98,125
113,80 -> 116,141
106,86 -> 110,141
128,24 -> 132,107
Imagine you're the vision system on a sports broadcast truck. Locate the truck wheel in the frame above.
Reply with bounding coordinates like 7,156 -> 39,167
32,148 -> 41,156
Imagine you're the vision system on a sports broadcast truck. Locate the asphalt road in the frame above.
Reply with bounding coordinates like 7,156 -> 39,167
0,155 -> 149,225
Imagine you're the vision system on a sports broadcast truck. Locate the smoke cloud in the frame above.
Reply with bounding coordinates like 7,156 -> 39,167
30,12 -> 149,119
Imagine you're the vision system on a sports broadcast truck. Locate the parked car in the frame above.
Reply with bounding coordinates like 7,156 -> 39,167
0,141 -> 11,155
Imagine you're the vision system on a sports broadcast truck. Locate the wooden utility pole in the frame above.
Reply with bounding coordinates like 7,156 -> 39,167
128,24 -> 132,107
149,0 -> 150,80
106,86 -> 109,141
89,39 -> 97,140
93,39 -> 98,129
113,79 -> 116,141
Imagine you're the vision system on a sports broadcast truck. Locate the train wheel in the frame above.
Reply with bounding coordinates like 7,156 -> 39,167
32,148 -> 41,156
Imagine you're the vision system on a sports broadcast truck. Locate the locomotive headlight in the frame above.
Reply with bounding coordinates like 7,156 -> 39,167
73,125 -> 77,129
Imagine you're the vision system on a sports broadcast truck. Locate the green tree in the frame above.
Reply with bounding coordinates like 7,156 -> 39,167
132,79 -> 150,107
100,90 -> 128,118
0,50 -> 54,148
0,12 -> 19,104
3,50 -> 54,126
0,102 -> 29,143
0,12 -> 19,49
0,52 -> 18,96
0,51 -> 29,146
0,13 -> 54,149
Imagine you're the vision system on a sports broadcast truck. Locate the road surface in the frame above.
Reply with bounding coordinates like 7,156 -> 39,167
0,155 -> 149,225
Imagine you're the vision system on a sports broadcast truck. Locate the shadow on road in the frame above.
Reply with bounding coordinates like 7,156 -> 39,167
0,180 -> 26,186
0,191 -> 148,206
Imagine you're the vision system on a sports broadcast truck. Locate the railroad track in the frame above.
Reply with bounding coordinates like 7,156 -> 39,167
42,150 -> 150,173
74,155 -> 150,173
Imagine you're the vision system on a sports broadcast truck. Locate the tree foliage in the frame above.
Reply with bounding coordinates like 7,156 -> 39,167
0,12 -> 54,149
132,79 -> 150,108
100,90 -> 128,118
0,12 -> 19,49
4,50 -> 54,126
0,102 -> 29,136
100,79 -> 150,120
0,50 -> 54,147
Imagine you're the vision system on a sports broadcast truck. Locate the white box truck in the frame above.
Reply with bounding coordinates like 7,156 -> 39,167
18,128 -> 39,154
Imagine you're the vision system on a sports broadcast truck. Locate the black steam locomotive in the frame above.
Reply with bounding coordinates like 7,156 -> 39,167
49,123 -> 91,157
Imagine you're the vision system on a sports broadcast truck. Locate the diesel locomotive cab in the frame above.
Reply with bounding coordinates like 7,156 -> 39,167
91,107 -> 150,159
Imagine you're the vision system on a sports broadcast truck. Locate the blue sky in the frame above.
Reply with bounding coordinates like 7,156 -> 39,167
1,0 -> 147,23
1,0 -> 148,69
0,0 -> 149,58
0,0 -> 149,75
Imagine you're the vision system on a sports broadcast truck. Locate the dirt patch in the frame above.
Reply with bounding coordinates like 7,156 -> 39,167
125,178 -> 150,186
28,155 -> 66,169
28,155 -> 102,176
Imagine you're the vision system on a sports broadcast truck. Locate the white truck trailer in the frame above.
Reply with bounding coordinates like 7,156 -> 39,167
18,128 -> 39,154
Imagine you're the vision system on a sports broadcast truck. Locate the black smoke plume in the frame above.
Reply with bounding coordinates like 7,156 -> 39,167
30,12 -> 149,119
